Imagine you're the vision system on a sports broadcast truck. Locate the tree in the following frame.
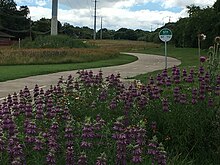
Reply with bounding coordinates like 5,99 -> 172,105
31,18 -> 62,39
213,0 -> 220,13
0,0 -> 16,10
173,2 -> 220,48
0,0 -> 30,39
97,28 -> 115,39
62,23 -> 77,38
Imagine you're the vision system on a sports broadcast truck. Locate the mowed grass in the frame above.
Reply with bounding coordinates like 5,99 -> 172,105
0,40 -> 158,82
133,44 -> 209,82
0,54 -> 137,82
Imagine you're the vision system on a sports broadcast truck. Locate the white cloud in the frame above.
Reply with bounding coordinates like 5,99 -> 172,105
160,0 -> 216,9
36,0 -> 47,6
29,6 -> 51,20
15,0 -> 216,31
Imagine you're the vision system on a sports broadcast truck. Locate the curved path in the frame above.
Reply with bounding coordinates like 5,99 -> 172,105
0,53 -> 181,99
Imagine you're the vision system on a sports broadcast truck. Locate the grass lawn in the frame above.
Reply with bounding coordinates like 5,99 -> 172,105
0,54 -> 137,82
133,44 -> 209,82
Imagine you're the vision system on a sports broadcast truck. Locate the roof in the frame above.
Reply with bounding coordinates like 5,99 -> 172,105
0,31 -> 15,38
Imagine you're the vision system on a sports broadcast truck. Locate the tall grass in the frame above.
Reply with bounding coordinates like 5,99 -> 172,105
0,48 -> 119,65
19,35 -> 90,48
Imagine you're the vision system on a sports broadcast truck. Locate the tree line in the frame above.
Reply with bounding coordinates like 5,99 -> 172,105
1,0 -> 220,48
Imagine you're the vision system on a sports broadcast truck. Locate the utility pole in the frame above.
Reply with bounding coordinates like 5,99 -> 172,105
51,0 -> 58,35
29,16 -> 32,40
93,0 -> 97,40
100,17 -> 103,40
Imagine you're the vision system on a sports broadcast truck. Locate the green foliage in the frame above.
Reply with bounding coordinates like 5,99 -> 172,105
1,66 -> 219,164
207,36 -> 220,84
173,2 -> 220,48
62,24 -> 93,39
20,35 -> 90,48
31,18 -> 62,39
0,0 -> 30,39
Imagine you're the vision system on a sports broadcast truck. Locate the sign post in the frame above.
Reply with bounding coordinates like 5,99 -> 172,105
159,28 -> 172,69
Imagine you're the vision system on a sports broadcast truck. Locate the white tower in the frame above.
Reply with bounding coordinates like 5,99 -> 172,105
51,0 -> 58,35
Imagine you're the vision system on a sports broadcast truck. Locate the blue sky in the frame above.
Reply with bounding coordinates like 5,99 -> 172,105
14,0 -> 216,31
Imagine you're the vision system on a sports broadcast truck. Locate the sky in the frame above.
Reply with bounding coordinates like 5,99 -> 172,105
14,0 -> 216,31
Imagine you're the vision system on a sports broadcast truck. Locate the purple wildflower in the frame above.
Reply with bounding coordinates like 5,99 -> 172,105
33,136 -> 44,151
180,94 -> 187,104
162,98 -> 169,112
46,150 -> 56,165
200,56 -> 206,63
81,119 -> 94,149
66,146 -> 75,165
109,99 -> 117,110
132,145 -> 142,164
78,152 -> 88,165
96,153 -> 107,165
173,87 -> 180,102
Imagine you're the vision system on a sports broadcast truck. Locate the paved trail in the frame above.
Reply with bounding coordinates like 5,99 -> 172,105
0,52 -> 181,99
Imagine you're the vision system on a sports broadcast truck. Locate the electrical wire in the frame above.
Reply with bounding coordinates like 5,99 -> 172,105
74,0 -> 85,9
65,0 -> 74,9
0,25 -> 30,33
32,30 -> 51,34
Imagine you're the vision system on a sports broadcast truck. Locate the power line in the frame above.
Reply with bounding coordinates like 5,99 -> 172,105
86,0 -> 93,17
86,0 -> 94,29
75,0 -> 85,9
0,25 -> 50,35
0,25 -> 30,33
66,0 -> 74,9
100,17 -> 102,39
32,30 -> 51,35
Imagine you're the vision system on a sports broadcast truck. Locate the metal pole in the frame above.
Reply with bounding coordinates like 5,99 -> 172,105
29,16 -> 32,40
198,37 -> 201,58
51,0 -> 58,35
165,41 -> 167,69
19,38 -> 20,49
100,17 -> 102,40
93,0 -> 97,40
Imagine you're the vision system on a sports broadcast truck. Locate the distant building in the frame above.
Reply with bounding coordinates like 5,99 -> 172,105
0,31 -> 15,46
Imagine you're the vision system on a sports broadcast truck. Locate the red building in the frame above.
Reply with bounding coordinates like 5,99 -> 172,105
0,31 -> 15,46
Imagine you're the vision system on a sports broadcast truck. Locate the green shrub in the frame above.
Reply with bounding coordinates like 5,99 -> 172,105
20,35 -> 90,48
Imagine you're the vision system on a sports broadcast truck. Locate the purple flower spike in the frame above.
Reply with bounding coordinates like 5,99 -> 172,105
46,150 -> 56,165
132,145 -> 142,164
96,153 -> 107,165
33,137 -> 44,151
182,69 -> 187,77
66,146 -> 75,165
78,152 -> 88,165
109,99 -> 117,110
199,66 -> 205,75
162,98 -> 169,112
215,85 -> 220,96
151,121 -> 157,134
180,94 -> 187,104
200,56 -> 206,63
